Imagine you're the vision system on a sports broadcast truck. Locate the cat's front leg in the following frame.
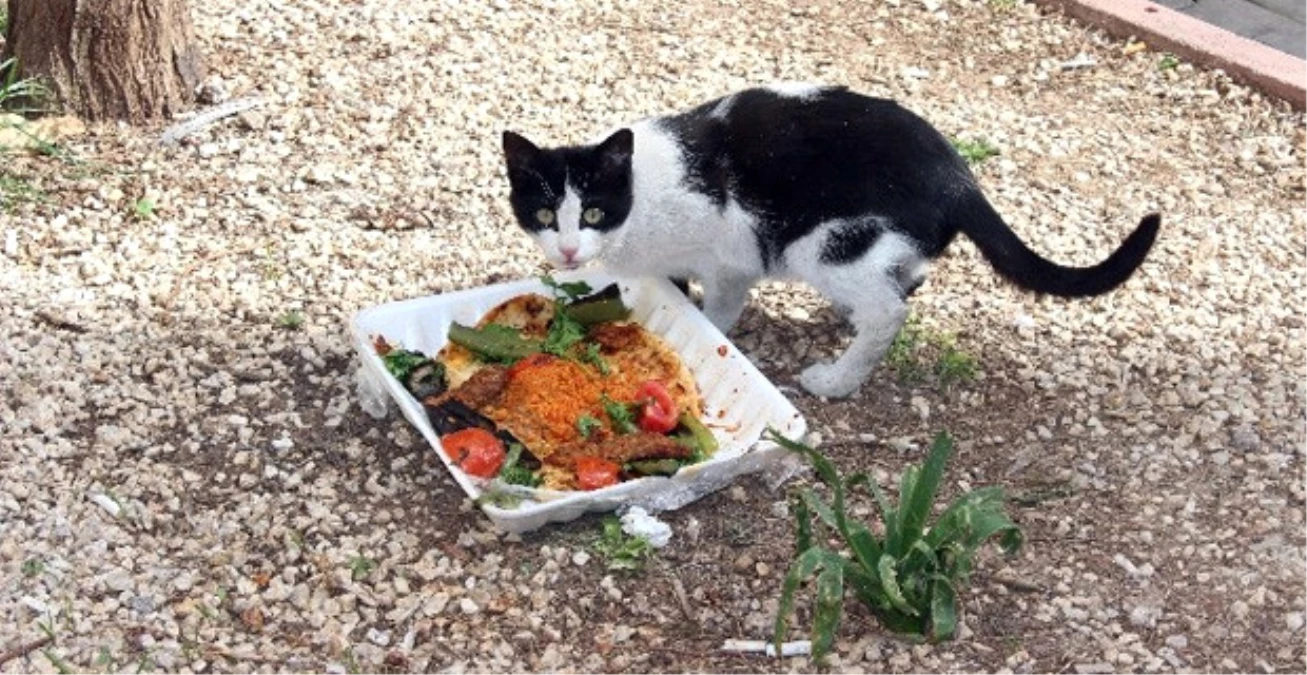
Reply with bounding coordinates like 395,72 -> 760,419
698,274 -> 753,332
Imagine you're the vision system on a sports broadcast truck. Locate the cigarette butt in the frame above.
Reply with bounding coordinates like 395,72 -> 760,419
720,639 -> 813,657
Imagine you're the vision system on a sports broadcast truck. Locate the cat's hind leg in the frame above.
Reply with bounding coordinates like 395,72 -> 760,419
797,242 -> 927,398
798,277 -> 908,398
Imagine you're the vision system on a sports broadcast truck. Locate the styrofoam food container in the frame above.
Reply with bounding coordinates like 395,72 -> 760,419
350,269 -> 808,533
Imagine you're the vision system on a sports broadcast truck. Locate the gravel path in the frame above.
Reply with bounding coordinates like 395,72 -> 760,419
2,0 -> 1303,672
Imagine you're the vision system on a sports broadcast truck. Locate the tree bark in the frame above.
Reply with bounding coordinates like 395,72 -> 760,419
2,0 -> 205,122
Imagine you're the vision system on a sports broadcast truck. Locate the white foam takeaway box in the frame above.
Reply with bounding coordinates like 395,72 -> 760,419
351,270 -> 807,533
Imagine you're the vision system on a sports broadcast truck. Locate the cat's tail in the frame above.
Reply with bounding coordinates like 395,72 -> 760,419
953,192 -> 1161,298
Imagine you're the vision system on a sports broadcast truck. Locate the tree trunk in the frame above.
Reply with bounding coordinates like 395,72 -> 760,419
2,0 -> 205,122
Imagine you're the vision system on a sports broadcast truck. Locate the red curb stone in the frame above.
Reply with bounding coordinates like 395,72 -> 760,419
1031,0 -> 1306,109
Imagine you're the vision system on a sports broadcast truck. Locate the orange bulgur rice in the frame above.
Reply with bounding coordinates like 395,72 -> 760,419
433,291 -> 706,490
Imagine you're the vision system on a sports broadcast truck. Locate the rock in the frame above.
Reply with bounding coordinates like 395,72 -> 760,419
366,627 -> 391,646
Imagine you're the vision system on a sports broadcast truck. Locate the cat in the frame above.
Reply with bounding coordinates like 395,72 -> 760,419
500,83 -> 1160,399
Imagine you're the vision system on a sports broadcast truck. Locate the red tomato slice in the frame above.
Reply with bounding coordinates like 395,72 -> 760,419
575,456 -> 621,491
440,428 -> 506,478
507,352 -> 556,380
636,380 -> 678,434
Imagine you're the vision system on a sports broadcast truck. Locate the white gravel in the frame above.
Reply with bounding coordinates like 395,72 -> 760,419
1,0 -> 1303,672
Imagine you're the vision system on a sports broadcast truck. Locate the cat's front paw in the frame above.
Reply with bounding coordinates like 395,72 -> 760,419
798,362 -> 862,399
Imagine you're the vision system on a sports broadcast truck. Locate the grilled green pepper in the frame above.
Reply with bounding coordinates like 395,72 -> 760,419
563,296 -> 631,326
624,458 -> 683,477
447,322 -> 542,363
674,411 -> 719,462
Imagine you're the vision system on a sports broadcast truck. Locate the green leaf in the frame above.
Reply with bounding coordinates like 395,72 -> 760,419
580,342 -> 610,375
772,426 -> 1023,645
850,471 -> 899,543
811,557 -> 847,662
792,495 -> 815,555
601,394 -> 637,434
774,546 -> 829,653
782,434 -> 843,498
768,429 -> 850,535
893,432 -> 954,556
877,554 -> 918,617
800,487 -> 840,533
541,275 -> 593,301
498,444 -> 541,487
843,520 -> 884,581
928,576 -> 958,642
543,311 -> 587,356
900,538 -> 941,582
952,137 -> 1000,166
594,515 -> 653,571
577,414 -> 602,439
381,348 -> 429,381
926,487 -> 1023,553
843,564 -> 882,607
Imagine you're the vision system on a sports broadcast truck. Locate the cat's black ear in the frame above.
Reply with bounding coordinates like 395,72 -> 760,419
503,130 -> 542,172
595,128 -> 634,172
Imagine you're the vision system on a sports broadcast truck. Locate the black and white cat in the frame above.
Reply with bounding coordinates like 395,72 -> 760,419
501,84 -> 1160,398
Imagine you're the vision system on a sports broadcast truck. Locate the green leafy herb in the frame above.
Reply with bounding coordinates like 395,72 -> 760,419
382,348 -> 429,381
602,394 -> 637,435
543,311 -> 587,357
593,514 -> 654,571
771,430 -> 1022,661
581,342 -> 611,375
577,414 -> 603,439
498,443 -> 541,487
542,275 -> 593,302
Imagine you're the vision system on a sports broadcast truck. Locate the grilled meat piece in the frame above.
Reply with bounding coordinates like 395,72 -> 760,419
550,431 -> 691,469
587,322 -> 643,354
425,364 -> 509,410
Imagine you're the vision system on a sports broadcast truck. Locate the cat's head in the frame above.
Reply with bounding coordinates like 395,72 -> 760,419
501,129 -> 634,269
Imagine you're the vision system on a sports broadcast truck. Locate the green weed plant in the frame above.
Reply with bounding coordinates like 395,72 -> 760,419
771,431 -> 1022,660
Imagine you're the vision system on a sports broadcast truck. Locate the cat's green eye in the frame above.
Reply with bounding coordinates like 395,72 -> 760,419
582,207 -> 604,225
535,208 -> 555,226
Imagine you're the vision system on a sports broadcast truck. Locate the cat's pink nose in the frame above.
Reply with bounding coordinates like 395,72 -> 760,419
560,246 -> 579,262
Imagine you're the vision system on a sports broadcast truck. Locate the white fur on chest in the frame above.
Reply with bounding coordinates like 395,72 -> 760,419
601,121 -> 761,278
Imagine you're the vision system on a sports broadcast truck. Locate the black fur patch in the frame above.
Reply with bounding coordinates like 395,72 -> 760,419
820,218 -> 885,265
659,87 -> 969,269
656,98 -> 733,208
